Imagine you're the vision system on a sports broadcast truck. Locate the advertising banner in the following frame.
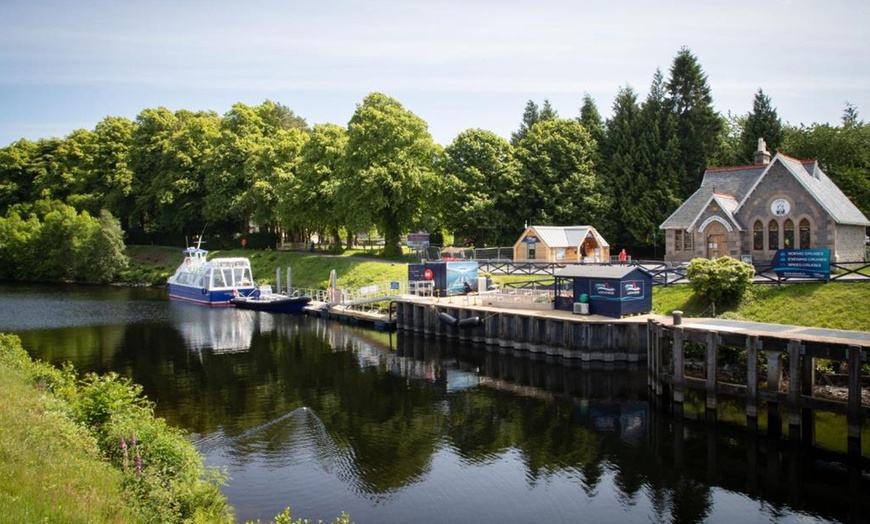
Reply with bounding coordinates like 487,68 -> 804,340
590,279 -> 645,302
771,249 -> 830,280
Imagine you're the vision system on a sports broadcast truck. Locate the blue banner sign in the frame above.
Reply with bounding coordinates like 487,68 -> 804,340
590,279 -> 645,301
772,249 -> 830,280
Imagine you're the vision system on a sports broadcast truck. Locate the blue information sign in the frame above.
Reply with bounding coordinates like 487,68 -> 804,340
771,249 -> 830,280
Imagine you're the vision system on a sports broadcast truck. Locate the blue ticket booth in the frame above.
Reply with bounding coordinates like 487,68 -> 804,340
554,265 -> 653,318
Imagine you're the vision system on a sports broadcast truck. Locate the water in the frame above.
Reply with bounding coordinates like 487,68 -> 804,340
1,282 -> 867,523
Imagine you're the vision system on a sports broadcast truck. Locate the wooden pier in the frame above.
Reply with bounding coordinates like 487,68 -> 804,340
647,316 -> 870,454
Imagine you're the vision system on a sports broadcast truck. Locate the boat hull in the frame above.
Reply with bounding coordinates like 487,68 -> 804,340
167,283 -> 258,307
230,295 -> 311,314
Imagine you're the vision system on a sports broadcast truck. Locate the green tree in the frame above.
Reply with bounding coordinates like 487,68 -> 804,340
441,129 -> 522,246
639,69 -> 683,253
578,93 -> 604,146
513,118 -> 606,226
665,47 -> 724,198
204,101 -> 309,235
0,139 -> 38,212
740,88 -> 783,163
511,99 -> 558,146
343,93 -> 438,258
156,109 -> 219,235
284,123 -> 349,246
602,86 -> 654,249
85,117 -> 135,228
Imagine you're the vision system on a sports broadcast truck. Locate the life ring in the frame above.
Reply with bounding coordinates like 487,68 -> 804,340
423,268 -> 434,280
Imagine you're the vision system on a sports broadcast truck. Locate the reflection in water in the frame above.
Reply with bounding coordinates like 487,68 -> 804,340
3,285 -> 867,524
171,302 -> 256,354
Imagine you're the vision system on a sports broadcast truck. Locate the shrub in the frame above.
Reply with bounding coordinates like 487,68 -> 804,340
685,256 -> 755,308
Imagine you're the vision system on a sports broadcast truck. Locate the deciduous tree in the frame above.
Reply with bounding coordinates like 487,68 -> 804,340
442,129 -> 521,246
344,93 -> 438,258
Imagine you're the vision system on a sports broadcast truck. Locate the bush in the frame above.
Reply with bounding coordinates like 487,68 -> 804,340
685,256 -> 755,308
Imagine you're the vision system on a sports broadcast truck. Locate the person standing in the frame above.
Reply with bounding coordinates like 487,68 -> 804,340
619,249 -> 627,265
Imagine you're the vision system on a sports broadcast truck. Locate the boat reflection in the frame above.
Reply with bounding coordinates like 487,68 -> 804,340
171,302 -> 274,354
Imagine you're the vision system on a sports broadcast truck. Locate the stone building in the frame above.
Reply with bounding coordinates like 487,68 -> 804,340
660,139 -> 869,264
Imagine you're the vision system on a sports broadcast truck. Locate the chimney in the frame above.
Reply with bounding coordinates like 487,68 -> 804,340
754,137 -> 771,165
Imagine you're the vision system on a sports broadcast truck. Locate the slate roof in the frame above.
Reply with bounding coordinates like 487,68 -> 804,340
755,155 -> 870,226
660,154 -> 870,229
527,226 -> 610,248
555,265 -> 649,279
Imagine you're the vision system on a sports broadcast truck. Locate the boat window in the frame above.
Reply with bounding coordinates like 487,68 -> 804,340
234,267 -> 252,286
212,269 -> 226,288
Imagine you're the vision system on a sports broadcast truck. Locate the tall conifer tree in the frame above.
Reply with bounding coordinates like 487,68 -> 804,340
665,47 -> 723,198
740,88 -> 783,162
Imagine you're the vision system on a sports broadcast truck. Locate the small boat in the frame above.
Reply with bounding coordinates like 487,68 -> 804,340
167,246 -> 258,306
230,285 -> 311,314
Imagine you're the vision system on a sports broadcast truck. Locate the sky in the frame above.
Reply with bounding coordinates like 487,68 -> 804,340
1,0 -> 869,148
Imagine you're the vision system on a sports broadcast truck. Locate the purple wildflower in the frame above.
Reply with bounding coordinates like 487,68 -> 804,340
135,454 -> 142,474
119,438 -> 127,450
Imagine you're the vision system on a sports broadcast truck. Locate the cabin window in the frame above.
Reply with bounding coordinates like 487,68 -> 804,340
212,269 -> 226,288
753,221 -> 764,250
799,219 -> 811,249
783,219 -> 794,249
683,230 -> 693,251
768,220 -> 779,250
674,230 -> 682,251
528,244 -> 536,260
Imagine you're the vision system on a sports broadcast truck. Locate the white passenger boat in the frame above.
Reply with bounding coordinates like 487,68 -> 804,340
167,247 -> 258,306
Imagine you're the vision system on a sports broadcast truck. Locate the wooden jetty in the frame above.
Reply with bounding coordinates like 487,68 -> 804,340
647,315 -> 870,454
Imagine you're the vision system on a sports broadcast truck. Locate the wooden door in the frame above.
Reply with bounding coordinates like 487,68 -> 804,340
706,234 -> 727,259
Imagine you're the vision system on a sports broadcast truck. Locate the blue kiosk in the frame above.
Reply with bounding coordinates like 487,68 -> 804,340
554,265 -> 653,318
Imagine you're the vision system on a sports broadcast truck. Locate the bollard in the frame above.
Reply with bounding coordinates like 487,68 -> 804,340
673,310 -> 683,326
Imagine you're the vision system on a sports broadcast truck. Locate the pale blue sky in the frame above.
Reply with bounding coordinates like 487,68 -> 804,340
1,0 -> 869,147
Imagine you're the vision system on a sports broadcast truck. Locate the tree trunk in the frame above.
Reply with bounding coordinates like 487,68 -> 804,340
382,217 -> 402,258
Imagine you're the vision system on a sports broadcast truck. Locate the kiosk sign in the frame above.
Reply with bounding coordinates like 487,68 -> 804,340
772,249 -> 830,280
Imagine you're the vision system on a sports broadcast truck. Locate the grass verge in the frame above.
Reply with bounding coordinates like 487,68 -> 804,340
0,355 -> 132,523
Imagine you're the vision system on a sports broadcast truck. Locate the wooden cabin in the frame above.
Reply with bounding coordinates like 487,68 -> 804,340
513,225 -> 611,262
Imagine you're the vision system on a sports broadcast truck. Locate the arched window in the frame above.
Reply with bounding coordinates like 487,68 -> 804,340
799,218 -> 811,249
753,220 -> 764,250
783,219 -> 794,249
768,220 -> 779,250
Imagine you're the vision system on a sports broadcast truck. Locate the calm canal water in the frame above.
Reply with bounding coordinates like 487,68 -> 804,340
1,283 -> 867,524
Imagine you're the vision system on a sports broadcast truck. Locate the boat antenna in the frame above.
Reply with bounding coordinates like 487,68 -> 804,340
196,224 -> 207,250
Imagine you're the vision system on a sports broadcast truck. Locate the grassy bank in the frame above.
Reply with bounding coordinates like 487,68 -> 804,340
0,334 -> 234,524
653,281 -> 870,332
0,357 -> 132,523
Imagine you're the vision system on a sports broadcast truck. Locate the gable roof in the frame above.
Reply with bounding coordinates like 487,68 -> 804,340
660,154 -> 870,229
660,164 -> 763,230
520,225 -> 610,248
739,154 -> 870,226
